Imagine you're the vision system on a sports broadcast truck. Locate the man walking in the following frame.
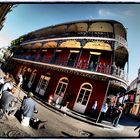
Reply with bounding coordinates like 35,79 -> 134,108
112,106 -> 123,127
98,102 -> 108,123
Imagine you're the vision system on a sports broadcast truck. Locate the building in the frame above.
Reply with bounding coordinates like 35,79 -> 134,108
125,68 -> 140,117
118,79 -> 136,115
0,4 -> 13,31
10,20 -> 129,116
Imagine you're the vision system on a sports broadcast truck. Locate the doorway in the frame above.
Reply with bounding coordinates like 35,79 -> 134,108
73,83 -> 92,114
27,70 -> 37,88
35,75 -> 51,96
53,78 -> 69,105
88,53 -> 100,71
67,53 -> 78,67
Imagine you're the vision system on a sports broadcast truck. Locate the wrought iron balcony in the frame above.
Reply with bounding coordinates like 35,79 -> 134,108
20,32 -> 115,46
115,35 -> 128,47
13,55 -> 128,82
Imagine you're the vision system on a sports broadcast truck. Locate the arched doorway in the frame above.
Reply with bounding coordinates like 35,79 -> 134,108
27,69 -> 37,88
73,83 -> 93,114
35,73 -> 51,96
53,77 -> 69,105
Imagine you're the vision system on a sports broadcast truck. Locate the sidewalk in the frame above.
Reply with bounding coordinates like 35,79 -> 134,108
32,94 -> 119,130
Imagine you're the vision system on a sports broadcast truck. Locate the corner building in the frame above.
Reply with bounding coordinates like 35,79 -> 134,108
11,20 -> 129,115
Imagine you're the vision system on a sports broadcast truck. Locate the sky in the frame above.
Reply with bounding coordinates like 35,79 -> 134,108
0,3 -> 140,83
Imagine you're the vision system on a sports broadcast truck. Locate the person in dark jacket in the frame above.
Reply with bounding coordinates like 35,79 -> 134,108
0,87 -> 18,117
21,92 -> 37,127
112,106 -> 123,127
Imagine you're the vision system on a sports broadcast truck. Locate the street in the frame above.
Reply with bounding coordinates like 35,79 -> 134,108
29,98 -> 140,137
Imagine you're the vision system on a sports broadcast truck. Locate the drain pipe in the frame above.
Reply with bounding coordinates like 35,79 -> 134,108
96,80 -> 110,123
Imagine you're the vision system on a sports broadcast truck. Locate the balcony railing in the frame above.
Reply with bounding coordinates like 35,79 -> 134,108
21,32 -> 114,44
14,55 -> 128,81
115,35 -> 128,47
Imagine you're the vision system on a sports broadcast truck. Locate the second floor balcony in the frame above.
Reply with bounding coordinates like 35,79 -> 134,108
13,55 -> 128,82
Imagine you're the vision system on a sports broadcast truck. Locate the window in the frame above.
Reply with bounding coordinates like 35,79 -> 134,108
55,78 -> 68,96
77,83 -> 92,105
88,54 -> 100,71
67,52 -> 78,67
51,52 -> 60,64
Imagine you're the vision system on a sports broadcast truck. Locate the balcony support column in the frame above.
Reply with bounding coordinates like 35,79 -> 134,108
111,41 -> 116,75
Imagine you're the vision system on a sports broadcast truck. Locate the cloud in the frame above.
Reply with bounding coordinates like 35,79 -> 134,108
98,8 -> 135,19
98,9 -> 112,17
0,33 -> 13,48
122,10 -> 135,17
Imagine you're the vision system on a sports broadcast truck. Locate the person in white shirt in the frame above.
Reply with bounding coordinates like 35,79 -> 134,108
98,102 -> 108,123
17,74 -> 23,86
0,81 -> 13,93
0,77 -> 5,85
16,74 -> 23,90
91,101 -> 97,118
0,73 -> 10,88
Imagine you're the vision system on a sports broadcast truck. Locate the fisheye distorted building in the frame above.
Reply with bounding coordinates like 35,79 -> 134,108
10,20 -> 129,115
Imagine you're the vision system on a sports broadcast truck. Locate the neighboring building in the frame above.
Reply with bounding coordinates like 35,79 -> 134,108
126,68 -> 140,117
10,20 -> 129,116
0,4 -> 13,30
119,78 -> 137,115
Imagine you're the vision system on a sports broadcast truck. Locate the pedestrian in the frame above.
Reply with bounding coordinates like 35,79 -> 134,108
0,76 -> 5,86
91,101 -> 97,118
16,74 -> 23,87
20,92 -> 37,127
0,80 -> 14,94
55,96 -> 60,108
0,87 -> 18,117
0,77 -> 5,92
98,102 -> 108,123
112,106 -> 123,127
0,73 -> 10,91
16,74 -> 23,98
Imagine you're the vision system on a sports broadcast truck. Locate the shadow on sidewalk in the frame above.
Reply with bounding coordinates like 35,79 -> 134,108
14,109 -> 22,123
119,114 -> 140,126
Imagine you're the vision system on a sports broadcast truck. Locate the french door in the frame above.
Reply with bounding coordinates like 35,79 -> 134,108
35,75 -> 50,96
67,53 -> 78,67
88,54 -> 99,71
53,78 -> 68,105
73,83 -> 92,114
27,72 -> 36,88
